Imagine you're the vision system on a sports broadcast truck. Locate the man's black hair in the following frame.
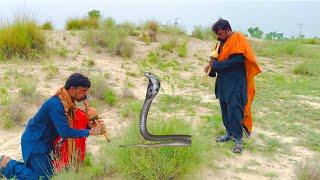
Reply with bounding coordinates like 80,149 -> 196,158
212,18 -> 232,33
65,73 -> 91,90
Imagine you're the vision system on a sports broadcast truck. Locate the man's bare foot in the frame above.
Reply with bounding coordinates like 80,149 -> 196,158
0,155 -> 11,169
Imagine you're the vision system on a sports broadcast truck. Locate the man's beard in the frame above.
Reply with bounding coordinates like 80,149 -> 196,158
76,95 -> 87,102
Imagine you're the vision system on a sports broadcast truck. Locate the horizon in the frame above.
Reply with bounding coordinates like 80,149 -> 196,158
0,0 -> 319,38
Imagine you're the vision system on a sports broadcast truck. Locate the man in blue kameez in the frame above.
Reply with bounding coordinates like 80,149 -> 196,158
0,73 -> 106,179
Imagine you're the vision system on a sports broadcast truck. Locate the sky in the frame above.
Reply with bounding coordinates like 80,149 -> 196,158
0,0 -> 319,38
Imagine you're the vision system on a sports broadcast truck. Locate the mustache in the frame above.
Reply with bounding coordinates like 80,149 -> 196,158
78,95 -> 87,101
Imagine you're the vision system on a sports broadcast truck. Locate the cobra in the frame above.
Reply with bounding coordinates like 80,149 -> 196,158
120,72 -> 192,147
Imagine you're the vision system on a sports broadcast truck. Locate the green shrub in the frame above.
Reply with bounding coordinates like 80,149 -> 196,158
66,18 -> 83,30
1,103 -> 25,129
42,62 -> 59,79
158,59 -> 181,71
178,42 -> 187,57
104,89 -> 117,106
255,40 -> 320,59
57,46 -> 68,57
115,39 -> 134,58
119,99 -> 141,118
105,117 -> 204,179
302,132 -> 320,152
161,38 -> 178,52
90,73 -> 110,100
160,24 -> 186,35
139,20 -> 159,42
83,20 -> 134,58
192,26 -> 214,40
81,57 -> 95,67
0,18 -> 46,59
101,17 -> 116,30
118,21 -> 138,36
87,9 -> 101,19
0,89 -> 25,129
65,18 -> 99,30
295,155 -> 320,180
41,21 -> 54,30
293,63 -> 317,76
300,38 -> 318,45
53,152 -> 107,179
145,51 -> 160,64
17,76 -> 37,99
142,20 -> 159,33
0,87 -> 10,105
161,38 -> 188,57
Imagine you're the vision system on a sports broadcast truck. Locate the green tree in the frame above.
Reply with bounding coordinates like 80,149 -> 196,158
248,27 -> 264,39
88,10 -> 101,19
265,32 -> 284,40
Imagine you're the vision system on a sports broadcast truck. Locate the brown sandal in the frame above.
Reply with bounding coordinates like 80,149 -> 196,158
215,134 -> 231,143
232,140 -> 243,153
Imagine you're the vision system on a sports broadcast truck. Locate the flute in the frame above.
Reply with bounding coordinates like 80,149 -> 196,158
207,41 -> 220,76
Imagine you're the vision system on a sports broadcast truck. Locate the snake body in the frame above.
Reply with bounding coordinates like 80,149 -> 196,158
120,72 -> 192,147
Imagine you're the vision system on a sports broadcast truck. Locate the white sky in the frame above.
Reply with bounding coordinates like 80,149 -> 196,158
0,0 -> 319,37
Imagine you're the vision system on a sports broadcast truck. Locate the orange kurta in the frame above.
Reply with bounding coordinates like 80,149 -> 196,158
217,32 -> 261,135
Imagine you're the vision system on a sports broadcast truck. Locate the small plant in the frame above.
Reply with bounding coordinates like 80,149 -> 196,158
101,17 -> 116,29
160,38 -> 188,57
293,63 -> 315,76
160,24 -> 186,35
0,87 -> 10,105
178,42 -> 187,57
118,21 -> 138,36
143,20 -> 159,33
1,103 -> 25,129
119,99 -> 141,118
145,51 -> 160,64
57,46 -> 68,57
104,89 -> 117,106
161,38 -> 178,52
90,73 -> 110,100
53,152 -> 107,179
82,57 -> 95,67
295,155 -> 320,180
192,25 -> 215,40
140,20 -> 159,42
158,59 -> 181,71
42,62 -> 59,79
17,76 -> 37,99
115,39 -> 134,58
41,21 -> 54,30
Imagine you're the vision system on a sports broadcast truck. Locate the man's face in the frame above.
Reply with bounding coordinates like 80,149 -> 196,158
216,29 -> 229,41
69,87 -> 89,102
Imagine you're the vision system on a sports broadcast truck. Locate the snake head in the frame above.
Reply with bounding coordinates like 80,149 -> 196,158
144,72 -> 160,99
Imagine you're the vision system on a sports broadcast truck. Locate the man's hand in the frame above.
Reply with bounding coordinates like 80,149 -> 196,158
204,58 -> 216,73
89,122 -> 106,136
204,65 -> 210,73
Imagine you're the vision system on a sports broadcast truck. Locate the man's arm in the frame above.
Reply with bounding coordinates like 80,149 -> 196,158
211,54 -> 245,72
49,101 -> 89,138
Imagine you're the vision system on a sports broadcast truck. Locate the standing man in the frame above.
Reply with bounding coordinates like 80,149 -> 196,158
205,19 -> 261,153
0,73 -> 106,179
